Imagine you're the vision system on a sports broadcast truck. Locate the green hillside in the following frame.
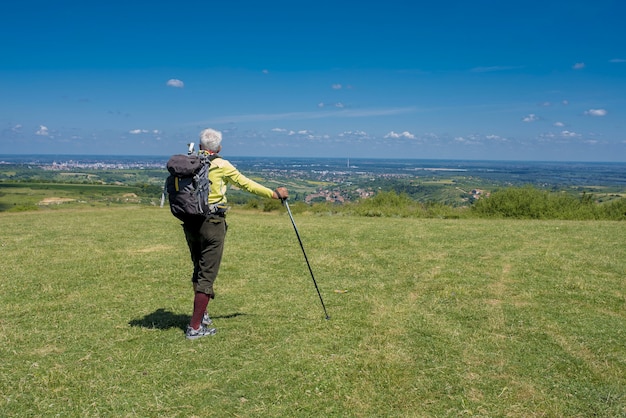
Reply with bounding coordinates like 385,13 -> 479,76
1,207 -> 625,416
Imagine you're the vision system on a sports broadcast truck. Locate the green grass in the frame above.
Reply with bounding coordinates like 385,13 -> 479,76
0,182 -> 161,212
1,207 -> 625,417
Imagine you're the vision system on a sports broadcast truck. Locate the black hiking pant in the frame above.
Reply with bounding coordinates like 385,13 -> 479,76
182,215 -> 227,297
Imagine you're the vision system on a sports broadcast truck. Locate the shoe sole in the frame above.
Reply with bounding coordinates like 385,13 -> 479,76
186,328 -> 217,340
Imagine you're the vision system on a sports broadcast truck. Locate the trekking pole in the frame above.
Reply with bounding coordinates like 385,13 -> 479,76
282,199 -> 330,320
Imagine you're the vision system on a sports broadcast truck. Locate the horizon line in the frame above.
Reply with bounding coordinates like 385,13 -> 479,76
0,153 -> 624,165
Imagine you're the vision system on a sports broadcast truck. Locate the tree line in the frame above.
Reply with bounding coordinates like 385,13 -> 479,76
259,186 -> 626,221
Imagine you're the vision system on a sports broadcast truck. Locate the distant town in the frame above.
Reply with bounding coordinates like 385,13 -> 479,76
1,155 -> 625,207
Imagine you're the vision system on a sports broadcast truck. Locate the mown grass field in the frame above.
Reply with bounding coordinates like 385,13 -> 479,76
1,207 -> 625,417
0,182 -> 160,212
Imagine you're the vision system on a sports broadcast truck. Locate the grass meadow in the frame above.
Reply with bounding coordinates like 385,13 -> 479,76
1,206 -> 625,417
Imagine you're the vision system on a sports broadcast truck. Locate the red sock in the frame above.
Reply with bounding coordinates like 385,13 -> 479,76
190,292 -> 210,329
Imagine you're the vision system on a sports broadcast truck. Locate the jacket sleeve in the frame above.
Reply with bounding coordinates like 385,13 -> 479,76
219,159 -> 274,199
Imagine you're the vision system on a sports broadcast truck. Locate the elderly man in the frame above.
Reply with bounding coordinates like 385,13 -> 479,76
183,128 -> 288,340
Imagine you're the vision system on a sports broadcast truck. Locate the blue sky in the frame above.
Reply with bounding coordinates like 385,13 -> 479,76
1,0 -> 625,161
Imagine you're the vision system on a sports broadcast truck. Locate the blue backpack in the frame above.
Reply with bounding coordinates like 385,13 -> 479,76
162,153 -> 218,221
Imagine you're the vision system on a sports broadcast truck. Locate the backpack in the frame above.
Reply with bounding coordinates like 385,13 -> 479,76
161,153 -> 218,221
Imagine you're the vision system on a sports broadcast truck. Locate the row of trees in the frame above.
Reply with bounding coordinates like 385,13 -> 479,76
258,186 -> 625,221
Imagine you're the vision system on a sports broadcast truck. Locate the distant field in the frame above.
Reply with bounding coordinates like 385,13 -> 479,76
0,182 -> 161,212
3,157 -> 625,211
1,207 -> 624,416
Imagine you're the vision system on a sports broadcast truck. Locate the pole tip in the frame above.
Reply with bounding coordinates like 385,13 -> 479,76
325,316 -> 331,320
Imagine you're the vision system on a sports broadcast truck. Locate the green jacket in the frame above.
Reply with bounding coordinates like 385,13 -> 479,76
208,156 -> 273,204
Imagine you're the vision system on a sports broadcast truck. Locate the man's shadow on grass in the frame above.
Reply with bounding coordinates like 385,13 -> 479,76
128,308 -> 247,331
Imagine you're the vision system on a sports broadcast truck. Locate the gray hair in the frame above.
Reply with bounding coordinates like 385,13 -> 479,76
199,128 -> 222,152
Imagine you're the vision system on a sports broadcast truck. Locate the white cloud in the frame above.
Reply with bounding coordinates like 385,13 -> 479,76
12,124 -> 22,132
454,135 -> 482,145
128,129 -> 161,135
384,131 -> 416,140
166,79 -> 184,88
609,58 -> 626,63
554,122 -> 565,127
36,125 -> 49,136
560,130 -> 579,138
485,134 -> 507,142
585,109 -> 608,117
339,130 -> 369,138
522,114 -> 539,122
280,130 -> 325,141
331,84 -> 342,90
318,102 -> 346,109
573,62 -> 585,70
287,130 -> 314,136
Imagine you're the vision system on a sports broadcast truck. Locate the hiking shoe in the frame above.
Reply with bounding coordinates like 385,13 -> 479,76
202,312 -> 213,326
185,325 -> 217,340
